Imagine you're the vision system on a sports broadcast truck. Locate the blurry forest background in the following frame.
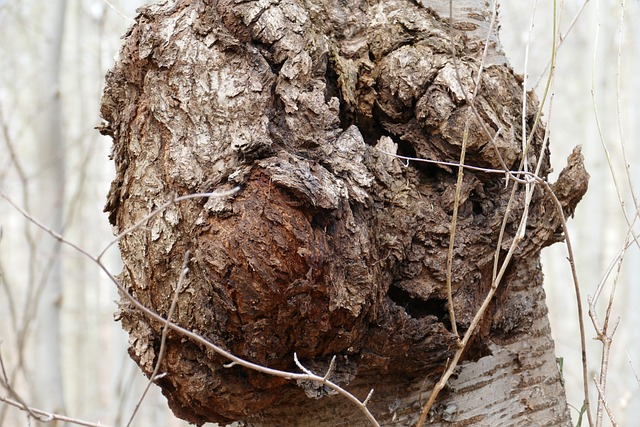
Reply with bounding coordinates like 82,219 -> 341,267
0,1 -> 638,426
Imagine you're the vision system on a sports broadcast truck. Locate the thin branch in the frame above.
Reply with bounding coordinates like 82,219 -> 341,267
292,354 -> 379,427
614,0 -> 639,216
97,189 -> 240,261
0,344 -> 41,421
532,0 -> 590,90
323,356 -> 337,381
0,395 -> 108,427
593,377 -> 618,427
444,0 -> 465,339
374,149 -> 532,183
443,0 -> 502,340
101,0 -> 135,22
589,0 -> 640,252
362,389 -> 374,407
541,180 -> 593,427
588,228 -> 628,427
415,6 -> 533,420
0,102 -> 40,395
415,204 -> 525,426
626,351 -> 640,388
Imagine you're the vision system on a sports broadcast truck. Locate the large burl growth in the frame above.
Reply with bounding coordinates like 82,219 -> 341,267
99,0 -> 588,425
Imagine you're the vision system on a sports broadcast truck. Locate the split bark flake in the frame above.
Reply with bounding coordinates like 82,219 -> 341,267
99,0 -> 588,425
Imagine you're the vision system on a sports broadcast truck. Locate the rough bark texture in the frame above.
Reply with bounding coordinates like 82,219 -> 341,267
99,0 -> 588,425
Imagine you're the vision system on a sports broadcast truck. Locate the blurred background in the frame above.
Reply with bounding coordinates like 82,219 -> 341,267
0,1 -> 638,426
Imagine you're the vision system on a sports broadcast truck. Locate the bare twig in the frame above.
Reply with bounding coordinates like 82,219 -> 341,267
590,0 -> 639,254
289,353 -> 378,426
541,180 -> 593,427
415,199 -> 526,426
415,2 -> 516,423
626,351 -> 640,387
374,149 -> 533,182
101,0 -> 135,22
0,103 -> 41,420
0,395 -> 108,427
613,0 -> 639,217
532,0 -> 590,90
323,356 -> 337,381
0,344 -> 42,421
588,227 -> 629,427
362,389 -> 375,407
97,189 -> 240,261
442,0 -> 508,341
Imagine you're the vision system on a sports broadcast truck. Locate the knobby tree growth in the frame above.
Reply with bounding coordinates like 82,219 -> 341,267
99,0 -> 588,425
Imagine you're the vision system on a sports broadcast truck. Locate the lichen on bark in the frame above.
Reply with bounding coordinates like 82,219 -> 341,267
99,0 -> 588,425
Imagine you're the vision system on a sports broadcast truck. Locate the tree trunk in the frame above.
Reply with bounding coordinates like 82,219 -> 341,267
99,0 -> 588,425
34,0 -> 67,415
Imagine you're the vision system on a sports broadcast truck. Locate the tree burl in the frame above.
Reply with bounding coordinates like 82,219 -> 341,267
99,0 -> 588,425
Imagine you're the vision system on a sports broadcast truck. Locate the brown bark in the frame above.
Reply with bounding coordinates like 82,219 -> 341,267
99,0 -> 588,425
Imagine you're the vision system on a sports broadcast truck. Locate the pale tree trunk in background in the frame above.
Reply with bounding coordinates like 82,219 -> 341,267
33,0 -> 67,415
100,0 -> 587,426
67,0 -> 88,414
629,5 -> 640,421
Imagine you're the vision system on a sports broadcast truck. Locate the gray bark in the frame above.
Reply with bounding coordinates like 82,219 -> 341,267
99,0 -> 587,425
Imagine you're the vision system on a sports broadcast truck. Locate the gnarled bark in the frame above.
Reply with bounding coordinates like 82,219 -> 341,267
99,0 -> 588,425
